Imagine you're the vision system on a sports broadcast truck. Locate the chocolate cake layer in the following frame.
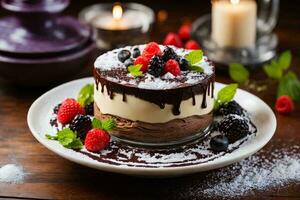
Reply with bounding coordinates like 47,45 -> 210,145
94,103 -> 213,144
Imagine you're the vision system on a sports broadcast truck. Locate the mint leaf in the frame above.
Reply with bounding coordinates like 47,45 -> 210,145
92,118 -> 102,129
46,134 -> 58,140
278,50 -> 292,70
101,118 -> 117,131
128,64 -> 143,77
77,84 -> 94,107
229,63 -> 249,84
190,65 -> 204,72
278,71 -> 300,101
66,138 -> 83,149
92,118 -> 116,131
185,50 -> 203,65
217,83 -> 238,104
46,128 -> 83,150
263,60 -> 283,80
57,128 -> 76,147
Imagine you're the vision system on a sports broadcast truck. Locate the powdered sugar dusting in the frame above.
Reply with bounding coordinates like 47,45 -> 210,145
177,144 -> 300,199
0,164 -> 25,184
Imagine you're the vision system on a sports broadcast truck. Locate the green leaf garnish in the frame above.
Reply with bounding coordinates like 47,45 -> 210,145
263,60 -> 283,80
229,63 -> 249,84
92,118 -> 102,129
190,65 -> 204,72
263,51 -> 292,80
185,50 -> 203,65
214,83 -> 238,110
46,128 -> 83,150
277,71 -> 300,102
77,84 -> 94,107
92,118 -> 117,131
128,64 -> 143,77
46,134 -> 58,140
101,118 -> 117,131
278,50 -> 292,70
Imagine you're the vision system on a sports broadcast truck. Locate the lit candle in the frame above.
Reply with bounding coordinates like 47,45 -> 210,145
91,3 -> 147,31
212,0 -> 257,48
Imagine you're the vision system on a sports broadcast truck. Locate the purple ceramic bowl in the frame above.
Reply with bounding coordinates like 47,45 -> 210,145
0,40 -> 97,86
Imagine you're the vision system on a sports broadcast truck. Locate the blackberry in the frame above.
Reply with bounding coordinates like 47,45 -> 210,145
210,135 -> 229,152
124,58 -> 134,68
148,55 -> 164,77
85,102 -> 94,116
53,103 -> 61,114
162,46 -> 179,61
69,115 -> 92,140
118,50 -> 131,63
178,58 -> 191,71
218,114 -> 249,143
218,100 -> 245,116
132,47 -> 141,58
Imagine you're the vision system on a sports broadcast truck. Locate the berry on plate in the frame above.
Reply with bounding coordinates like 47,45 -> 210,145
178,24 -> 191,41
185,40 -> 200,50
218,114 -> 249,143
134,56 -> 149,73
69,114 -> 92,140
163,32 -> 183,48
164,59 -> 181,76
142,42 -> 162,60
275,95 -> 294,114
217,100 -> 245,116
85,128 -> 110,152
210,135 -> 229,152
57,98 -> 85,124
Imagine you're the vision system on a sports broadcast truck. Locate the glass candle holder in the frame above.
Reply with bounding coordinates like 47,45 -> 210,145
79,3 -> 155,50
191,0 -> 279,66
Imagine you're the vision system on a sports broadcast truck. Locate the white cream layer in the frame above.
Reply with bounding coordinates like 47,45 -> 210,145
94,83 -> 214,123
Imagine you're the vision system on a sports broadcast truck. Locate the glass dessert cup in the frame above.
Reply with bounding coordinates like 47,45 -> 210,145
93,44 -> 215,147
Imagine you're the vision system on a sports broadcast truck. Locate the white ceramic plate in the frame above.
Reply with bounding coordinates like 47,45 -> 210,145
27,77 -> 276,177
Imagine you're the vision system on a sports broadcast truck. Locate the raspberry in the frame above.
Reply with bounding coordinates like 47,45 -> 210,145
85,128 -> 110,152
69,115 -> 92,140
162,46 -> 179,62
142,42 -> 162,60
185,40 -> 200,50
148,55 -> 164,77
275,95 -> 294,114
57,98 -> 85,124
134,56 -> 149,73
178,24 -> 191,41
163,32 -> 183,48
164,59 -> 181,76
218,114 -> 249,143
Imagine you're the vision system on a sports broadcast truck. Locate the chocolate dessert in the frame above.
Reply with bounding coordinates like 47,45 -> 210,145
93,42 -> 215,145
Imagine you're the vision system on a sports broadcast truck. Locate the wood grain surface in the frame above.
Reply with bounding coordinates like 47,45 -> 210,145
0,1 -> 299,199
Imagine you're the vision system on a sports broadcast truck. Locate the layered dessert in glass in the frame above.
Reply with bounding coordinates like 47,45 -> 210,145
93,42 -> 215,145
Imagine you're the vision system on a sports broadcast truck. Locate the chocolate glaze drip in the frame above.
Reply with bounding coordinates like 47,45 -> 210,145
201,86 -> 207,109
94,67 -> 215,115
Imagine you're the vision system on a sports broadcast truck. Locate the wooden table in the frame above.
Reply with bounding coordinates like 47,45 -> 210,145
0,1 -> 299,199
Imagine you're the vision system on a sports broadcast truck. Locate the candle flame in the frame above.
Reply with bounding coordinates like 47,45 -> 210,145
230,0 -> 240,5
112,3 -> 123,20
